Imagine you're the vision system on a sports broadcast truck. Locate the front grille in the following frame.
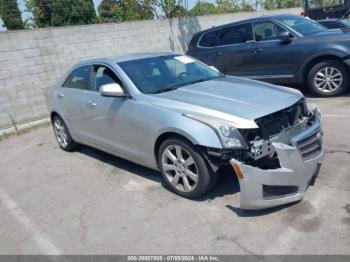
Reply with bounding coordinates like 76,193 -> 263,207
295,130 -> 322,160
255,100 -> 306,138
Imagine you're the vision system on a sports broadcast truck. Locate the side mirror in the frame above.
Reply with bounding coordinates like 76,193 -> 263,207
99,83 -> 125,97
278,31 -> 291,42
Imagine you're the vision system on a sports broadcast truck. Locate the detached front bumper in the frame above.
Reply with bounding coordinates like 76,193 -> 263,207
230,108 -> 324,210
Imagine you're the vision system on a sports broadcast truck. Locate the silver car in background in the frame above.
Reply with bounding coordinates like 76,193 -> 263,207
47,53 -> 324,210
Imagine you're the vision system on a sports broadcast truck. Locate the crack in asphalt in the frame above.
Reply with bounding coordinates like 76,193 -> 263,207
325,149 -> 350,154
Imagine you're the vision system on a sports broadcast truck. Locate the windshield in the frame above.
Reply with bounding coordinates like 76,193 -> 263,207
118,55 -> 222,94
276,16 -> 326,35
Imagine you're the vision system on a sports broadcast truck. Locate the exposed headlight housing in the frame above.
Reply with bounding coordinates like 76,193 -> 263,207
184,114 -> 248,149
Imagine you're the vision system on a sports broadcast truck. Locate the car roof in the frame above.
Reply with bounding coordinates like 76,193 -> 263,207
194,14 -> 301,35
74,52 -> 177,67
317,18 -> 342,22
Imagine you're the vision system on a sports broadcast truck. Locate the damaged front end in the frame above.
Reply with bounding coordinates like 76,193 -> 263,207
231,103 -> 324,210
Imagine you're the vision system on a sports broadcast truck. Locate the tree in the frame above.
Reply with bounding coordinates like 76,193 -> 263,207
215,0 -> 240,13
241,3 -> 254,11
98,0 -> 117,22
264,0 -> 300,10
0,0 -> 23,30
168,4 -> 188,17
26,0 -> 55,27
26,0 -> 97,27
98,0 -> 154,22
190,1 -> 217,16
153,0 -> 188,18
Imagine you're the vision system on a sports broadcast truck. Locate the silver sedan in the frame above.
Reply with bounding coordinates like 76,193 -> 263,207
47,53 -> 324,210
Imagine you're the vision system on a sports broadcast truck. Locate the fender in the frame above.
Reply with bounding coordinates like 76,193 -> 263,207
297,49 -> 349,82
154,116 -> 223,150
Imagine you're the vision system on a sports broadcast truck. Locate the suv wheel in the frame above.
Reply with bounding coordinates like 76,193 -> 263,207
158,138 -> 214,199
307,60 -> 349,97
52,115 -> 78,152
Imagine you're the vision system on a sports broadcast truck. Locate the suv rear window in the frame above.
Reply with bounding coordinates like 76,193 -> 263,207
218,23 -> 253,45
199,23 -> 253,47
199,30 -> 218,47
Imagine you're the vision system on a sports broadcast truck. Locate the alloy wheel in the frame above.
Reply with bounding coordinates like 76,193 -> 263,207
53,118 -> 68,148
314,66 -> 343,93
161,145 -> 199,193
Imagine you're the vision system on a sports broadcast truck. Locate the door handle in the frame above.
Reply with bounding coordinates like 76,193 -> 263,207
86,101 -> 96,108
252,48 -> 263,53
215,52 -> 223,57
57,93 -> 64,99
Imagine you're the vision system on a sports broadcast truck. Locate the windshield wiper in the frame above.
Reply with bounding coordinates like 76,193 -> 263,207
189,76 -> 222,85
153,87 -> 178,94
189,78 -> 209,85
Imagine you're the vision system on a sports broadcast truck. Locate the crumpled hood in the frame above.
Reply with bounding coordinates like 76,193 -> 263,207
148,76 -> 303,128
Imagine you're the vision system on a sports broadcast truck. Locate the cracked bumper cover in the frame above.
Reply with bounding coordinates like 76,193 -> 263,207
230,108 -> 324,210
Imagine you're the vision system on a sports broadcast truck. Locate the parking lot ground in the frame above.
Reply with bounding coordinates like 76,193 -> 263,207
0,96 -> 349,255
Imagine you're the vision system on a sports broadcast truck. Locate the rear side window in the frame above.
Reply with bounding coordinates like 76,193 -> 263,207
218,23 -> 253,45
63,66 -> 91,90
199,30 -> 219,47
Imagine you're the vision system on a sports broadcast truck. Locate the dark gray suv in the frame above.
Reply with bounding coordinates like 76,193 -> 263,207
187,14 -> 350,97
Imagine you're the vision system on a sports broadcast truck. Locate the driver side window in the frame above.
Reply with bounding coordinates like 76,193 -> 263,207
92,65 -> 122,92
253,21 -> 285,41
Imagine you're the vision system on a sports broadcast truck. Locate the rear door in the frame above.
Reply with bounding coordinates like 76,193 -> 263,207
56,65 -> 91,139
195,23 -> 255,76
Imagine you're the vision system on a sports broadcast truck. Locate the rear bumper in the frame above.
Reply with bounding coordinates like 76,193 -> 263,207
230,108 -> 324,210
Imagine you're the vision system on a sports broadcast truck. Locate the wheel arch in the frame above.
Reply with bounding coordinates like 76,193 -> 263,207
50,111 -> 60,123
50,111 -> 72,134
300,54 -> 349,83
154,131 -> 199,165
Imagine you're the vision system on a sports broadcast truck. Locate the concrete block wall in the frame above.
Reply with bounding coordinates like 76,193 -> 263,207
0,8 -> 301,132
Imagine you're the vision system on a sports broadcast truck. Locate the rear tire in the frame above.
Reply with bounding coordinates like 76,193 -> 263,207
158,138 -> 214,199
307,60 -> 349,97
52,115 -> 78,152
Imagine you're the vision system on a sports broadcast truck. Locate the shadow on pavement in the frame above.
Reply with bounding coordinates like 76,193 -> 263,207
197,168 -> 240,202
77,145 -> 241,201
78,145 -> 161,183
225,202 -> 299,217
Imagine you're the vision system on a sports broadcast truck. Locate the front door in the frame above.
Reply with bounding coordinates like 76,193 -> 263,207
83,64 -> 140,159
247,21 -> 300,81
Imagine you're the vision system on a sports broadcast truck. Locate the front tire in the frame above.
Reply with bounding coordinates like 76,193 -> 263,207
158,138 -> 214,199
52,115 -> 78,152
307,60 -> 349,97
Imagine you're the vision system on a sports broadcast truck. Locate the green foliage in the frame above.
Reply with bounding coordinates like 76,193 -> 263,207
168,4 -> 188,17
190,1 -> 218,16
155,0 -> 176,18
98,0 -> 117,22
264,0 -> 300,10
98,0 -> 153,22
24,18 -> 38,29
189,0 -> 254,16
111,0 -> 154,22
216,0 -> 240,13
26,0 -> 97,27
0,0 -> 23,30
241,3 -> 254,11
